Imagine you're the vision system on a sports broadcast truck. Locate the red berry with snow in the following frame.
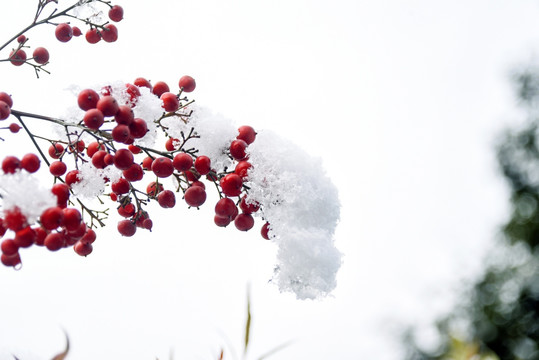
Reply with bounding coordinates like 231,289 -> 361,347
230,139 -> 248,160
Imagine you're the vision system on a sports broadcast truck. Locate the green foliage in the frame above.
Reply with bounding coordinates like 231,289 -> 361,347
404,70 -> 539,360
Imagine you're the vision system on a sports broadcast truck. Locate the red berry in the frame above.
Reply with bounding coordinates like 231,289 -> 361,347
85,28 -> 101,44
146,181 -> 163,196
128,118 -> 148,138
117,220 -> 136,237
101,24 -> 118,43
179,75 -> 196,92
122,163 -> 143,182
1,253 -> 21,267
67,222 -> 87,240
152,81 -> 170,97
8,123 -> 20,133
97,96 -> 119,117
44,232 -> 65,251
191,180 -> 205,189
111,124 -> 131,143
20,153 -> 40,173
65,169 -> 80,187
91,150 -> 108,169
229,139 -> 248,160
51,183 -> 70,206
239,195 -> 260,214
3,208 -> 27,231
113,148 -> 134,170
152,157 -> 174,178
111,177 -> 130,194
1,239 -> 19,256
125,83 -> 140,106
80,228 -> 96,244
78,89 -> 100,111
68,140 -> 85,153
157,190 -> 176,208
194,155 -> 211,175
9,49 -> 26,66
49,160 -> 67,176
118,203 -> 136,217
183,170 -> 200,183
40,207 -> 64,230
62,208 -> 82,231
55,23 -> 73,42
184,186 -> 206,207
165,137 -> 178,151
74,241 -> 93,256
215,197 -> 237,218
173,153 -> 193,171
214,215 -> 231,227
128,145 -> 141,154
234,213 -> 254,231
160,92 -> 180,112
86,141 -> 105,157
261,222 -> 271,240
142,156 -> 154,170
14,227 -> 36,248
220,173 -> 243,197
16,35 -> 26,44
34,227 -> 48,246
108,5 -> 124,22
83,108 -> 105,130
234,161 -> 252,179
2,156 -> 20,174
48,143 -> 64,159
0,92 -> 13,108
72,26 -> 82,37
32,47 -> 49,64
237,125 -> 256,145
134,77 -> 151,89
0,101 -> 11,120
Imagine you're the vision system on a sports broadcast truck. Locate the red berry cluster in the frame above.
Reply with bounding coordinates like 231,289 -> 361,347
0,154 -> 96,268
4,2 -> 123,76
0,73 -> 271,268
0,92 -> 22,133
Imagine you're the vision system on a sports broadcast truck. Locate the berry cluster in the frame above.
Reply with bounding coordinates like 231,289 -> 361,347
0,154 -> 96,268
1,74 -> 271,268
2,1 -> 123,77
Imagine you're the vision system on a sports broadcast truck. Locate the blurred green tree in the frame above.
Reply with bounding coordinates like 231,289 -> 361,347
404,69 -> 539,360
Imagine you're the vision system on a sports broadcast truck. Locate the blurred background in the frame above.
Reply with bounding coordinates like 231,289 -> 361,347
0,0 -> 538,359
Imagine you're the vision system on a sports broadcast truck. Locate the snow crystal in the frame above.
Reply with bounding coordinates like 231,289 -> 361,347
71,162 -> 122,199
245,130 -> 341,299
0,171 -> 56,223
132,87 -> 163,148
161,104 -> 238,172
70,1 -> 105,24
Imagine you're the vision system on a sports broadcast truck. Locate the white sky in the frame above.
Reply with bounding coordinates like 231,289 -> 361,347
1,0 -> 538,359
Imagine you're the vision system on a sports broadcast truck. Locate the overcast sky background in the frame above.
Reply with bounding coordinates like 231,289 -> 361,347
1,0 -> 539,359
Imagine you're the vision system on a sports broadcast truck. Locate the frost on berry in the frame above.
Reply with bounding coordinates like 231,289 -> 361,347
70,162 -> 121,199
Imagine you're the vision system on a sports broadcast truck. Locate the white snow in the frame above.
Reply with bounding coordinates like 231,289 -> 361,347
245,130 -> 342,299
0,170 -> 56,223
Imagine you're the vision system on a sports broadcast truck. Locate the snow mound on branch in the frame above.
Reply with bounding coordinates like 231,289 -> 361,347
71,162 -> 122,199
161,105 -> 237,172
246,130 -> 342,299
0,171 -> 56,223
